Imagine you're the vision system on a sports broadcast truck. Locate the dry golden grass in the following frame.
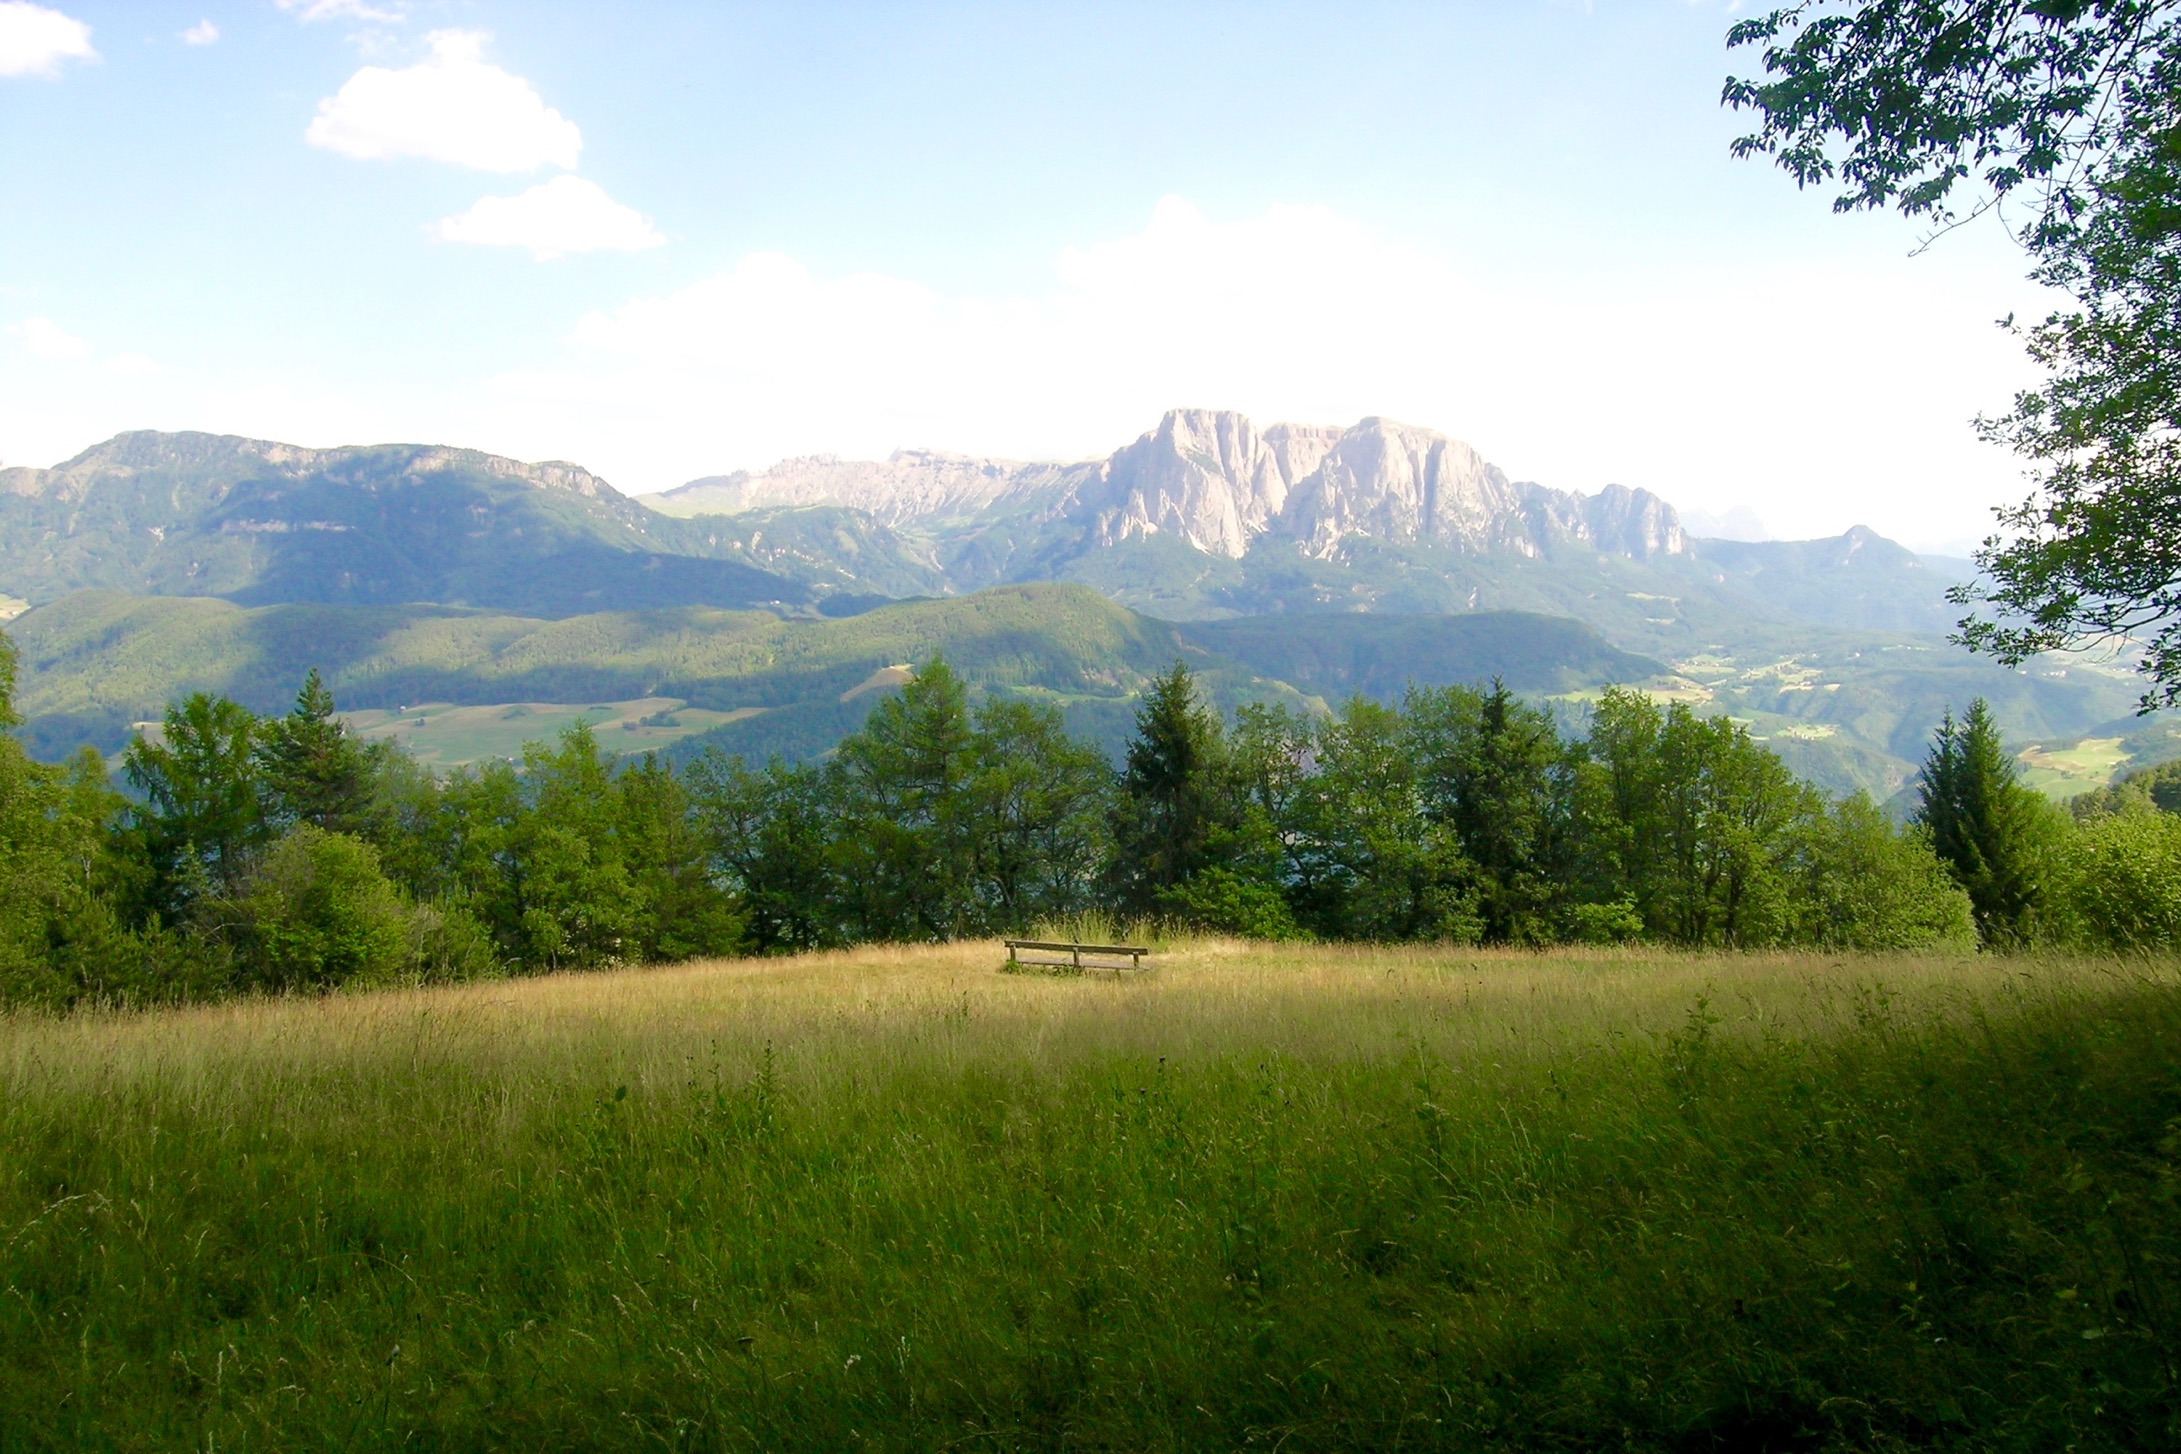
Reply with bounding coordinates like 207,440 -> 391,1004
1,935 -> 2136,1110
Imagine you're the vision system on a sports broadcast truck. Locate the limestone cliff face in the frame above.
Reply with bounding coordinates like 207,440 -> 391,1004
1280,419 -> 1527,558
1081,409 -> 1319,557
1098,410 -> 1689,562
655,408 -> 1692,566
1583,484 -> 1687,559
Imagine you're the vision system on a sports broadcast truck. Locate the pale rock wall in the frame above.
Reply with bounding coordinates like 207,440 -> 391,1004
652,407 -> 1696,566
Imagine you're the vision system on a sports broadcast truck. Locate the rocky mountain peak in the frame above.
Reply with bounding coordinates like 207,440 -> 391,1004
1584,483 -> 1687,559
649,408 -> 1694,568
1087,408 -> 1303,558
1281,418 -> 1528,558
391,447 -> 617,499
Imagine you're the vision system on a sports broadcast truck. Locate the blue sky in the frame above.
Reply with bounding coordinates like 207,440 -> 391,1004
2,1 -> 2051,550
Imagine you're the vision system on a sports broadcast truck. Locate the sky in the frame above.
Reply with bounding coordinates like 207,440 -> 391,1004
0,1 -> 2060,553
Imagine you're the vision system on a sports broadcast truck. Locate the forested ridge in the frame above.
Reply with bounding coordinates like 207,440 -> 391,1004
3,622 -> 2177,1009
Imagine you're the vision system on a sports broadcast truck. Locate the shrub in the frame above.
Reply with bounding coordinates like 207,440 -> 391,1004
1158,867 -> 1308,941
211,825 -> 497,991
2045,807 -> 2181,950
213,826 -> 410,991
1570,894 -> 1645,944
1801,794 -> 1978,951
403,899 -> 504,984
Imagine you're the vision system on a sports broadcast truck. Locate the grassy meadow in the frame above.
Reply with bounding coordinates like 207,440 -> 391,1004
2,943 -> 2176,1450
341,698 -> 762,769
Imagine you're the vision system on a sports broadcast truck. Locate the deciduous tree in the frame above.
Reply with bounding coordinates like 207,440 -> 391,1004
1727,1 -> 2181,706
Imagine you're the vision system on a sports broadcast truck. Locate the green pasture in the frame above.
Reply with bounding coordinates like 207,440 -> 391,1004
2018,735 -> 2134,799
342,697 -> 761,768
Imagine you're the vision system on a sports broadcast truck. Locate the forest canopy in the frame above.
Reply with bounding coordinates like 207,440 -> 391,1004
17,621 -> 2175,1009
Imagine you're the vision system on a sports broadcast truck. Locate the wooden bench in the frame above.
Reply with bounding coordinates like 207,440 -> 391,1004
1004,939 -> 1151,974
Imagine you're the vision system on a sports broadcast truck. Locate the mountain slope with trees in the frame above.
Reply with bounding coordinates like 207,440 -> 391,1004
2,585 -> 1668,766
1,419 -> 1982,643
653,407 -> 1977,638
0,431 -> 816,616
7,579 -> 2147,797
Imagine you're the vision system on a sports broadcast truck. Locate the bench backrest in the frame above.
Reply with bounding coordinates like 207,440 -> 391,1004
1004,939 -> 1150,971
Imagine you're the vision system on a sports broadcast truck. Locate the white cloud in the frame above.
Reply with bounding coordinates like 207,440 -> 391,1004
436,176 -> 664,260
0,200 -> 2048,549
105,352 -> 159,376
480,197 -> 2045,546
306,30 -> 579,173
8,316 -> 90,358
277,0 -> 407,22
180,19 -> 218,46
0,2 -> 93,78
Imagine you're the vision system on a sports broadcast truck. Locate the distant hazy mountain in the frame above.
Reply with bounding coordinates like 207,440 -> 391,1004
0,418 -> 1973,641
0,417 -> 2110,798
0,431 -> 813,617
662,450 -> 1076,528
1688,527 -> 1982,636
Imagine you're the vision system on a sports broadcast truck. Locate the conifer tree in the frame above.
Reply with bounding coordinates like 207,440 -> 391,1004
1109,661 -> 1226,912
831,657 -> 979,939
1914,699 -> 2054,946
258,669 -> 382,837
1413,680 -> 1563,943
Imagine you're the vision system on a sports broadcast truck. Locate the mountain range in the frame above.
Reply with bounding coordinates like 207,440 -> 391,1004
0,411 -> 2158,799
659,408 -> 1685,566
651,408 -> 1970,641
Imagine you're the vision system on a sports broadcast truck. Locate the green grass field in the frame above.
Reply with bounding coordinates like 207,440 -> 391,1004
342,697 -> 763,768
3,944 -> 2176,1450
2018,735 -> 2135,799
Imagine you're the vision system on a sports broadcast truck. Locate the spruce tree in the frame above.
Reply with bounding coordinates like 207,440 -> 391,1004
830,657 -> 979,939
1915,699 -> 2052,946
1109,661 -> 1225,912
258,669 -> 381,836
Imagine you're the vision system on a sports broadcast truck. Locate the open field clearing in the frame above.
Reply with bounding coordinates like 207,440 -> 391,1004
3,944 -> 2177,1449
340,698 -> 761,768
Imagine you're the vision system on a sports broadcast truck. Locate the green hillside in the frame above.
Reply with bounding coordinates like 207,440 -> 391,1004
4,428 -> 2101,793
669,506 -> 949,600
0,432 -> 808,617
1174,602 -> 2143,800
1041,530 -> 1935,649
5,584 -> 1183,755
5,586 -> 1681,767
1680,529 -> 1973,635
1175,611 -> 1664,699
5,580 -> 2142,796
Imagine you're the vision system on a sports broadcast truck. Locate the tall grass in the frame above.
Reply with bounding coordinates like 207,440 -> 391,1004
2,942 -> 2176,1450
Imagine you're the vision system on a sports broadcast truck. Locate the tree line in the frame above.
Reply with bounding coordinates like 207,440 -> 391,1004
2,633 -> 2176,1008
